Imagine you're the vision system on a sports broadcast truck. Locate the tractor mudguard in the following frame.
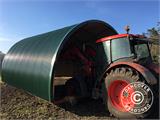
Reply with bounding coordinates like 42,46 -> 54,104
104,62 -> 157,85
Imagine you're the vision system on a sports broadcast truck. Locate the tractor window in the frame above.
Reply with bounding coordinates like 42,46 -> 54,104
134,43 -> 150,60
103,40 -> 111,62
112,37 -> 132,61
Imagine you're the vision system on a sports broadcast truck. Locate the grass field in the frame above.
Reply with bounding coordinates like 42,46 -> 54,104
0,79 -> 114,120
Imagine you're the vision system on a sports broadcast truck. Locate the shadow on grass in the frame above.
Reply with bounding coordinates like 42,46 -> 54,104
58,98 -> 110,117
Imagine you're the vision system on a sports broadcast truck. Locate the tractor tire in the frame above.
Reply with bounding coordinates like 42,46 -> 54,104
104,67 -> 154,119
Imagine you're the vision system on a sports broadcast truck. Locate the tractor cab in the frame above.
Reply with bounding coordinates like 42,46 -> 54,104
96,34 -> 152,64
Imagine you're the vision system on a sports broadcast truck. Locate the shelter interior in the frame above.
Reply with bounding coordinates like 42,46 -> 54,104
53,22 -> 116,103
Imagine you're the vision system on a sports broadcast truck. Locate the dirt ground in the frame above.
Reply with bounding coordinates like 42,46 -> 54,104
0,81 -> 116,120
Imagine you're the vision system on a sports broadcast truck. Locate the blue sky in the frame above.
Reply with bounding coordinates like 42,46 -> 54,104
0,0 -> 159,53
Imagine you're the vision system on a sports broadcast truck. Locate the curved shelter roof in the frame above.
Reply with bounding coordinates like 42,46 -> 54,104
2,20 -> 118,101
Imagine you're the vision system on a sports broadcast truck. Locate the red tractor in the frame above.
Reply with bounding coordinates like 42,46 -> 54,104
94,33 -> 159,118
54,32 -> 159,118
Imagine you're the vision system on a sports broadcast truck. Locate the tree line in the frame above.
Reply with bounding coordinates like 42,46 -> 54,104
144,22 -> 160,63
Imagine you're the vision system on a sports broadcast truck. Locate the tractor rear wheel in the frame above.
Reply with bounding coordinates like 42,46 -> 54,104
104,67 -> 154,119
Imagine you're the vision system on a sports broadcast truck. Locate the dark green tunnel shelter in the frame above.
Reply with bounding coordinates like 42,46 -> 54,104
2,20 -> 117,101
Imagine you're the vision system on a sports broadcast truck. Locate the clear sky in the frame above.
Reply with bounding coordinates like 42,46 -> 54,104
0,0 -> 159,53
